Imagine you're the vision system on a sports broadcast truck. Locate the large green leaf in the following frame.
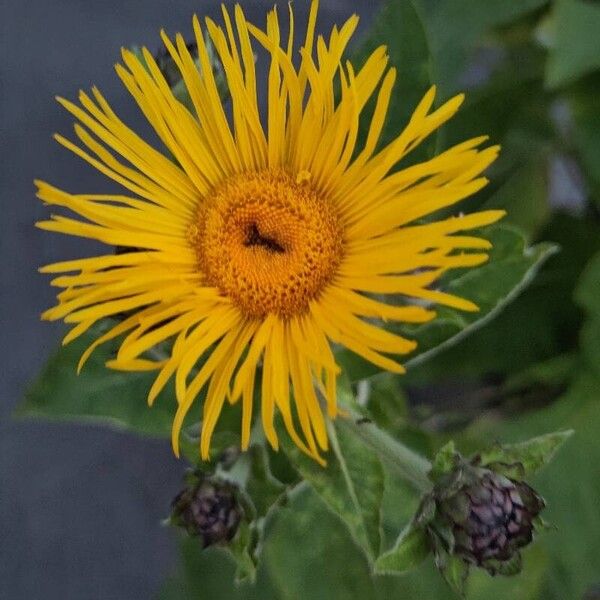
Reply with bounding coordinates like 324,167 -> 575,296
18,322 -> 176,437
545,0 -> 600,88
158,537 -> 280,600
404,227 -> 557,370
338,225 -> 557,381
263,486 -> 381,600
410,0 -> 547,96
482,156 -> 551,241
18,323 -> 249,459
280,421 -> 385,563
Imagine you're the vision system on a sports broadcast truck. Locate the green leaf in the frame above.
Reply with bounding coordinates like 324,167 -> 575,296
477,430 -> 574,478
338,226 -> 558,381
353,0 -> 432,158
575,250 -> 600,317
239,447 -> 288,582
17,322 -> 176,437
482,156 -> 551,242
219,446 -> 289,583
437,553 -> 469,597
263,485 -> 380,600
18,324 -> 251,461
410,0 -> 547,95
375,526 -> 431,574
280,421 -> 385,562
405,227 -> 558,370
545,0 -> 600,88
244,446 -> 287,520
380,462 -> 424,544
429,441 -> 458,481
158,536 -> 280,600
227,519 -> 257,584
365,373 -> 409,432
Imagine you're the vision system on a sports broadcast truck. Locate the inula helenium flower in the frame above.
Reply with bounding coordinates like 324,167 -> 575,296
37,1 -> 503,463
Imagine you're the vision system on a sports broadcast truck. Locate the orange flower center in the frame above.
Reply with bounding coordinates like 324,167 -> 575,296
193,170 -> 344,318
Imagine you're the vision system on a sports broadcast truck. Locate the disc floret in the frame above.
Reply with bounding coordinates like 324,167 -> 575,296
194,169 -> 344,318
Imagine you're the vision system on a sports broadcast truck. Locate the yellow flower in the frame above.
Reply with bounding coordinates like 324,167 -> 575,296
37,0 -> 503,464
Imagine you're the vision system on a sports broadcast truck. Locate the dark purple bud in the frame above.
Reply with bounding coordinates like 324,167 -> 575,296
437,469 -> 544,574
171,477 -> 242,548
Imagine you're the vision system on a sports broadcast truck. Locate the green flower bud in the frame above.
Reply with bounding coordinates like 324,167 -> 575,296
171,477 -> 242,548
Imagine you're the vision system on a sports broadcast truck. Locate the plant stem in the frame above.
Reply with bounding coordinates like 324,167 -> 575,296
340,411 -> 433,494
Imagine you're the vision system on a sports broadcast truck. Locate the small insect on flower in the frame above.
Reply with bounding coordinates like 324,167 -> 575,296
36,0 -> 503,464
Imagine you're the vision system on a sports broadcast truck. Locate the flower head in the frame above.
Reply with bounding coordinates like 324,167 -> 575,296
37,0 -> 503,463
171,475 -> 242,547
437,469 -> 545,573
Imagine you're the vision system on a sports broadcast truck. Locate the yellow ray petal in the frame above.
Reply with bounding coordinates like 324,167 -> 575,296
311,302 -> 406,374
200,321 -> 258,459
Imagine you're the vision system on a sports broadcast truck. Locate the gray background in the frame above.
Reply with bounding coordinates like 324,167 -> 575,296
0,1 -> 380,598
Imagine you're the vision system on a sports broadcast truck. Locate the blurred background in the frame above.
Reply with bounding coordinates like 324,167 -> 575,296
2,0 -> 599,599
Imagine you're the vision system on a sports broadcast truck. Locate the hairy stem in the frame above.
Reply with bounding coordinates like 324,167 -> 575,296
340,411 -> 433,493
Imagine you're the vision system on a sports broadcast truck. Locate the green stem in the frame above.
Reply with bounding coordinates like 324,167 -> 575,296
340,411 -> 433,494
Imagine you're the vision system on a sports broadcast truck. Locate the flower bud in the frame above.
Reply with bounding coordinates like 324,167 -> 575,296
171,477 -> 242,548
435,468 -> 544,574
